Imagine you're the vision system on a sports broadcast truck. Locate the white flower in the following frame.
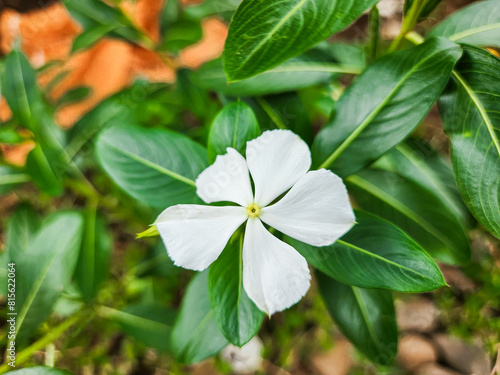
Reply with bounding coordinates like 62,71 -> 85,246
155,130 -> 355,315
221,336 -> 263,374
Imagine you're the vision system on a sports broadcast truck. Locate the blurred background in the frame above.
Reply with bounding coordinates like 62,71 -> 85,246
0,0 -> 499,374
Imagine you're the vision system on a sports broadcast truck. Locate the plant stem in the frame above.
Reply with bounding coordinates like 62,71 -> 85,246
256,97 -> 287,130
0,313 -> 84,372
388,0 -> 426,53
367,5 -> 381,62
405,31 -> 425,45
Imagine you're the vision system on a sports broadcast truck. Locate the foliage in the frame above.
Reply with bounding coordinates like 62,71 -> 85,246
0,0 -> 499,372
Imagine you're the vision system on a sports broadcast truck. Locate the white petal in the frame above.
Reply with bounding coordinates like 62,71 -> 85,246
155,205 -> 247,271
260,169 -> 355,247
242,218 -> 311,315
196,148 -> 253,206
246,130 -> 311,206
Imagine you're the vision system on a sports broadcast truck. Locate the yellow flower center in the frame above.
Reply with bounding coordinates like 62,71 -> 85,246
246,203 -> 261,218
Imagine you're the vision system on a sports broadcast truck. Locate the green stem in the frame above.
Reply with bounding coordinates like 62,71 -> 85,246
256,97 -> 287,130
405,31 -> 425,45
388,0 -> 426,53
0,313 -> 84,372
367,5 -> 380,62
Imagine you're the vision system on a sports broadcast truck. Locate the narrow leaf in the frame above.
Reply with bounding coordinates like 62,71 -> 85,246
15,212 -> 84,346
428,0 -> 500,47
346,170 -> 470,264
75,211 -> 112,300
438,45 -> 500,239
100,304 -> 175,352
290,211 -> 445,292
317,272 -> 398,365
373,139 -> 473,228
6,203 -> 41,264
312,37 -> 462,177
223,0 -> 378,81
209,236 -> 264,346
171,271 -> 228,363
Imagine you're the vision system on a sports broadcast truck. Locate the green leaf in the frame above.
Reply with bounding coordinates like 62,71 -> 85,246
67,97 -> 135,159
207,102 -> 260,162
75,211 -> 112,300
2,49 -> 69,195
208,236 -> 264,346
1,49 -> 41,128
15,212 -> 84,346
100,304 -> 175,352
9,367 -> 73,374
6,203 -> 41,264
55,86 -> 91,107
290,211 -> 445,292
159,18 -> 203,54
373,139 -> 473,228
438,45 -> 500,239
71,24 -> 118,52
95,125 -> 208,207
193,52 -> 358,97
172,271 -> 228,363
428,0 -> 500,47
63,0 -> 145,49
0,165 -> 30,195
26,145 -> 64,196
317,272 -> 398,365
312,37 -> 462,176
184,0 -> 241,21
346,170 -> 470,264
223,0 -> 378,81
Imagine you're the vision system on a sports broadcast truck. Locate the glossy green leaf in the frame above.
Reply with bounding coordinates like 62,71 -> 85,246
312,37 -> 462,177
223,0 -> 378,81
209,236 -> 264,346
207,102 -> 260,162
373,139 -> 473,228
100,304 -> 175,352
346,170 -> 470,264
15,212 -> 84,346
95,125 -> 208,207
172,271 -> 228,363
317,272 -> 398,365
438,45 -> 500,239
193,52 -> 357,97
6,203 -> 41,264
290,211 -> 445,292
75,211 -> 112,300
0,165 -> 30,195
428,0 -> 500,47
9,367 -> 73,375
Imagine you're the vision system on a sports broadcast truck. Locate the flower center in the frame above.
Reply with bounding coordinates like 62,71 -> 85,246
246,203 -> 261,218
